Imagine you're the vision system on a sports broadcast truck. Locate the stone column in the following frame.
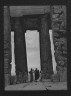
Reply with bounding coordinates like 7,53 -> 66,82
4,6 -> 11,87
14,18 -> 28,81
39,14 -> 53,79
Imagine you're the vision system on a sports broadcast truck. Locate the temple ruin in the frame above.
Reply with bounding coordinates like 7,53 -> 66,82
4,6 -> 67,87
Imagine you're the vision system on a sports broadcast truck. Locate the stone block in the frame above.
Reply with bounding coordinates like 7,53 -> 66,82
50,73 -> 59,82
5,74 -> 10,87
53,6 -> 63,13
60,67 -> 67,82
4,68 -> 9,74
56,66 -> 67,82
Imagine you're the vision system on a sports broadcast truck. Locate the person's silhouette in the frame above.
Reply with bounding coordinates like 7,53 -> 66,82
29,68 -> 33,82
35,68 -> 39,82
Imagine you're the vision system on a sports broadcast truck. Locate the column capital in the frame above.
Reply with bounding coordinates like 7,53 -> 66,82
41,14 -> 49,21
14,18 -> 22,31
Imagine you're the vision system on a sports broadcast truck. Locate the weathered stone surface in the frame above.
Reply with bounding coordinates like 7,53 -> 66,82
52,6 -> 66,30
51,6 -> 67,82
4,6 -> 11,87
14,18 -> 28,80
4,74 -> 10,87
22,18 -> 40,30
40,14 -> 53,79
61,67 -> 67,82
56,66 -> 67,82
51,67 -> 67,82
50,74 -> 59,82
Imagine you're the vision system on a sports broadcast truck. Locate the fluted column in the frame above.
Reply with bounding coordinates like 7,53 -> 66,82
40,14 -> 53,79
14,18 -> 28,80
4,6 -> 11,87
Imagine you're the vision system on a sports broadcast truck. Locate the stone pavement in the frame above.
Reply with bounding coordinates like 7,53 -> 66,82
23,82 -> 46,90
43,81 -> 67,90
5,81 -> 67,91
5,82 -> 30,91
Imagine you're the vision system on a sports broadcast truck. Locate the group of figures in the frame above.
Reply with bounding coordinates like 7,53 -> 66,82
29,68 -> 40,82
10,66 -> 41,84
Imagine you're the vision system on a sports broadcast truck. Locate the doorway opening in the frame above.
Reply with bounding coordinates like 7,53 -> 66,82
25,30 -> 41,73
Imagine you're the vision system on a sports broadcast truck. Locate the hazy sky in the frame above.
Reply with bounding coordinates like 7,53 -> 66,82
25,30 -> 41,71
11,30 -> 57,75
11,32 -> 16,75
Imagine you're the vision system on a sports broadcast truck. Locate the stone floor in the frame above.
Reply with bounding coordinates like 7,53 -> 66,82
5,80 -> 67,90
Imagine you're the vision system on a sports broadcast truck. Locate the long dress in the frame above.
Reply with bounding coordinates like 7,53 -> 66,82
35,70 -> 39,81
29,71 -> 33,82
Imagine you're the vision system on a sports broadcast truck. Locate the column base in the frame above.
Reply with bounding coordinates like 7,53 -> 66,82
5,74 -> 10,87
41,72 -> 53,79
16,72 -> 28,83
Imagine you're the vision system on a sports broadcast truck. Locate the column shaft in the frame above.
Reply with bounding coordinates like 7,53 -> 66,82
40,14 -> 53,79
14,18 -> 28,75
4,6 -> 11,87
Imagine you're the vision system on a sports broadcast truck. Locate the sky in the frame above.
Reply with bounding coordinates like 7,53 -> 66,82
11,30 -> 57,75
11,32 -> 16,75
25,30 -> 41,71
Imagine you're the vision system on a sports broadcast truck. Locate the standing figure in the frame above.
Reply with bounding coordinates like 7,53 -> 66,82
34,68 -> 40,82
28,71 -> 30,82
29,68 -> 33,82
33,69 -> 35,81
37,70 -> 41,81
